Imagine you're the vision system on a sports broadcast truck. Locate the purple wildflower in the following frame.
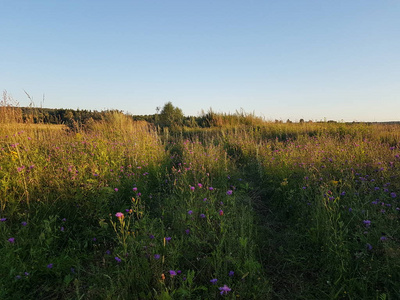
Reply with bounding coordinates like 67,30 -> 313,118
47,263 -> 53,269
209,187 -> 214,191
210,278 -> 218,284
229,271 -> 234,277
226,190 -> 233,195
0,218 -> 6,222
21,221 -> 27,226
390,192 -> 397,198
115,257 -> 122,263
200,213 -> 206,219
154,254 -> 160,260
363,220 -> 371,227
8,237 -> 15,243
169,270 -> 177,277
188,210 -> 193,215
219,285 -> 231,295
380,236 -> 387,241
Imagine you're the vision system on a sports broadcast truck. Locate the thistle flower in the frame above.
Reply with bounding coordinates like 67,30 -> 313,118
219,285 -> 231,295
115,212 -> 124,219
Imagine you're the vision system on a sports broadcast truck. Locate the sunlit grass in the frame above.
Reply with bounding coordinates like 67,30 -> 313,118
1,109 -> 399,299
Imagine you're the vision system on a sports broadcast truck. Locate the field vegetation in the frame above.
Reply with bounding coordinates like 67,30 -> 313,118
1,99 -> 400,299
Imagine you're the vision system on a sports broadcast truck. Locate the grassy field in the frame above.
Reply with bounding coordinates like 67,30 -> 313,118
1,112 -> 400,299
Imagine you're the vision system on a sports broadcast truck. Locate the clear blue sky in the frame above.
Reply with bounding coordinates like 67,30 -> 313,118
1,0 -> 399,122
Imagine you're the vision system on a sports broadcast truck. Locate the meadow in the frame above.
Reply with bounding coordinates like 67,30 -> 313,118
1,109 -> 400,299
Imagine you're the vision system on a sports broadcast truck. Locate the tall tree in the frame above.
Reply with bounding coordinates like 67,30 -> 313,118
158,102 -> 184,127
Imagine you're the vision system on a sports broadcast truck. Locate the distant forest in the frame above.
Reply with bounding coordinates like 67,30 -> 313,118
2,105 -> 399,131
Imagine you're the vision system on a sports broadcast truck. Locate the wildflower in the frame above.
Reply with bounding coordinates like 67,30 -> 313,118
366,243 -> 373,251
47,263 -> 53,269
219,285 -> 231,295
210,278 -> 218,284
302,186 -> 307,190
169,270 -> 177,277
185,229 -> 190,235
15,275 -> 21,280
165,237 -> 172,243
60,227 -> 65,232
115,257 -> 122,263
0,218 -> 6,222
390,192 -> 397,198
380,236 -> 387,241
348,208 -> 352,212
24,272 -> 30,276
114,188 -> 119,192
203,198 -> 207,202
188,210 -> 193,215
229,271 -> 234,277
197,183 -> 203,188
340,191 -> 346,196
21,221 -> 27,226
209,187 -> 214,191
219,210 -> 224,216
190,186 -> 195,191
149,234 -> 155,239
92,238 -> 97,241
226,190 -> 233,195
62,218 -> 66,222
133,187 -> 138,192
177,270 -> 182,274
8,237 -> 15,243
200,213 -> 206,219
115,212 -> 124,219
363,220 -> 371,227
105,250 -> 111,255
154,254 -> 160,260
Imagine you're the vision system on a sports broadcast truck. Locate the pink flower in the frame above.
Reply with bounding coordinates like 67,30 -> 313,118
219,285 -> 231,295
115,212 -> 124,219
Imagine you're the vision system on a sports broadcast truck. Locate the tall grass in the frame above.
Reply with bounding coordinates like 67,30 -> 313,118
1,105 -> 400,299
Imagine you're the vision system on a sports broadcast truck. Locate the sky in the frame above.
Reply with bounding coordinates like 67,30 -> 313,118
1,0 -> 399,122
